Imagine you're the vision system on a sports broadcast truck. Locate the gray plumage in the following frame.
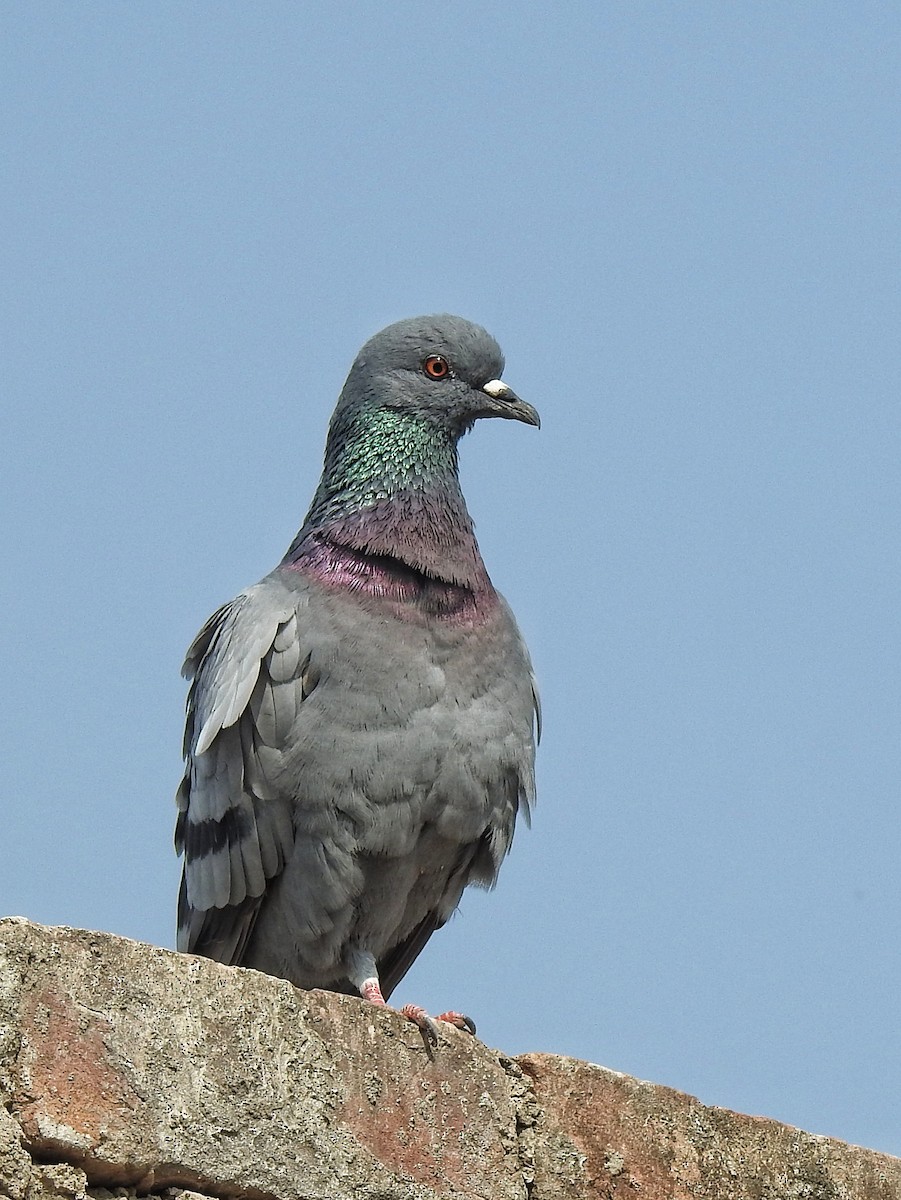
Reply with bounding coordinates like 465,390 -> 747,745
176,314 -> 539,1005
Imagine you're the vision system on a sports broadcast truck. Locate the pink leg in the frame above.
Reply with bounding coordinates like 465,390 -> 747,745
359,976 -> 387,1006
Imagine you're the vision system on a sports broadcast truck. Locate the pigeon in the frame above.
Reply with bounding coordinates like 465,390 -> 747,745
175,314 -> 540,1039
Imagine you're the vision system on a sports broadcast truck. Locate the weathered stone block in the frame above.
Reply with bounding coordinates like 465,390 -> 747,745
0,919 -> 898,1200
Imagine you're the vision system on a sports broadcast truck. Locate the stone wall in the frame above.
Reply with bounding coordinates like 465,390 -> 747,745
0,918 -> 897,1200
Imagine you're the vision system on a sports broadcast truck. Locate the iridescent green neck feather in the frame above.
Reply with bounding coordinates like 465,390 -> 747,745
285,407 -> 490,591
309,408 -> 461,518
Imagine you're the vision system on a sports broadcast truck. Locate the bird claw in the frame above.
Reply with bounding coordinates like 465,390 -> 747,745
399,1004 -> 477,1043
400,1004 -> 441,1046
435,1010 -> 477,1036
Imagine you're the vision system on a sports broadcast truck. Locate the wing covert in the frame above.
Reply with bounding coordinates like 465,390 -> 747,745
176,582 -> 307,961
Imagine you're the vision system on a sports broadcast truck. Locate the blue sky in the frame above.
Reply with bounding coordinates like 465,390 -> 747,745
3,1 -> 899,1157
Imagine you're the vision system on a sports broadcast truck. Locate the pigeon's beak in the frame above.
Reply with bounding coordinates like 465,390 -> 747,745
479,379 -> 541,428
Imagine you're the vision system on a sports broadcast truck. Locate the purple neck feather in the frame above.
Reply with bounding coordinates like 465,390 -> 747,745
283,485 -> 496,618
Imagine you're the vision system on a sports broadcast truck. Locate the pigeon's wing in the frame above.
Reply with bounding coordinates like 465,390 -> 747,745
175,580 -> 311,963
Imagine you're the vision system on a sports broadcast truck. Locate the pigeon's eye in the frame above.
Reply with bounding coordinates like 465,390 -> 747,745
422,355 -> 451,380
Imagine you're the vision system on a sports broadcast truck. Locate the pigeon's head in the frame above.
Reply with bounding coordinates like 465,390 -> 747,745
340,314 -> 540,437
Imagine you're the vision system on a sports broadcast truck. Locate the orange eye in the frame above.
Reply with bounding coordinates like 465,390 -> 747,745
423,355 -> 451,380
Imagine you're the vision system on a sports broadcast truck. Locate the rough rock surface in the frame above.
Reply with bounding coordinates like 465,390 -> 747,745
0,918 -> 897,1200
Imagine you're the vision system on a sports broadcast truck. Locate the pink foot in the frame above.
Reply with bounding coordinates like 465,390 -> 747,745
359,977 -> 475,1043
435,1010 -> 477,1035
400,1003 -> 477,1043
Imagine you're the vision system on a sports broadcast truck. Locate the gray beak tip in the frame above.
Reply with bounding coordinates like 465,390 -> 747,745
481,379 -> 541,429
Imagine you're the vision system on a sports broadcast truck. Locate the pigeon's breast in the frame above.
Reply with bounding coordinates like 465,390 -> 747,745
272,569 -> 534,826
